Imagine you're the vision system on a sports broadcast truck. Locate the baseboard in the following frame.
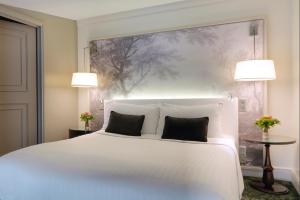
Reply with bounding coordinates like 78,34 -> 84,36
291,169 -> 300,194
242,166 -> 300,194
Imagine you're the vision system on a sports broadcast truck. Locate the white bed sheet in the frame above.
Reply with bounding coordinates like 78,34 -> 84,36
0,132 -> 244,200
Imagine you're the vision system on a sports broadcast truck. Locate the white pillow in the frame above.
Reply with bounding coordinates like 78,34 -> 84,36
102,101 -> 160,135
156,104 -> 222,138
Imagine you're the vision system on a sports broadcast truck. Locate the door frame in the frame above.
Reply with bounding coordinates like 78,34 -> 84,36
0,6 -> 44,143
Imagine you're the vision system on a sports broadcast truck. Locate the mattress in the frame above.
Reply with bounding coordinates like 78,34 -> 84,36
0,131 -> 244,200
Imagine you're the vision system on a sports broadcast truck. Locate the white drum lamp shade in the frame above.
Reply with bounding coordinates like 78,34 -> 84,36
71,73 -> 98,87
234,60 -> 276,81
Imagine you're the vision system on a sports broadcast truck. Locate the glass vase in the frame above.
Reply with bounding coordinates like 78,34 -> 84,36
85,121 -> 90,132
262,128 -> 269,139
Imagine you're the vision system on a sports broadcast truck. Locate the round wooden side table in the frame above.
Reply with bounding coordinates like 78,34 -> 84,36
244,135 -> 296,194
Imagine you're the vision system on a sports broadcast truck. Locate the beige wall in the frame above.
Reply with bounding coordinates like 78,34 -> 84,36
77,0 -> 299,186
0,4 -> 78,142
291,0 -> 299,180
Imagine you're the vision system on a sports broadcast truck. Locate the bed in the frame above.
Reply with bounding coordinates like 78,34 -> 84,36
0,98 -> 244,200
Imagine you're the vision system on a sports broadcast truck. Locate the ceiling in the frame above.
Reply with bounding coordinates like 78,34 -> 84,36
0,0 -> 185,20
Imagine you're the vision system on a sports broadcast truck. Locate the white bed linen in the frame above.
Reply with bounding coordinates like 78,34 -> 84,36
0,132 -> 243,200
102,101 -> 160,135
156,104 -> 222,137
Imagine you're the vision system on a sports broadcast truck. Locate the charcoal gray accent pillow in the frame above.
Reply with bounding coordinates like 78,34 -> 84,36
105,111 -> 145,136
161,116 -> 209,142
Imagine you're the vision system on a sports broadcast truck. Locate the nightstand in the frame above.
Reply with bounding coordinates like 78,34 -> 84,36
69,129 -> 93,138
244,135 -> 296,194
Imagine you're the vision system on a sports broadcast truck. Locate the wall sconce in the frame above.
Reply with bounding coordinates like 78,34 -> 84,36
71,47 -> 103,106
72,46 -> 98,87
233,22 -> 276,113
234,23 -> 276,81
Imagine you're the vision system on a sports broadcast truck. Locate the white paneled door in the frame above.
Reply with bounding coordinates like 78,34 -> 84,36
0,19 -> 37,155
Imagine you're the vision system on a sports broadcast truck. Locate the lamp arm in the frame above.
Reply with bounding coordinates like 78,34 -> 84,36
83,46 -> 90,72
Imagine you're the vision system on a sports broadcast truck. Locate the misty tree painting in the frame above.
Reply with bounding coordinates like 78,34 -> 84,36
90,34 -> 180,97
89,28 -> 218,98
90,19 -> 265,167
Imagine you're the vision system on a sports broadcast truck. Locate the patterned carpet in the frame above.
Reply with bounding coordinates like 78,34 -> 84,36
242,177 -> 300,200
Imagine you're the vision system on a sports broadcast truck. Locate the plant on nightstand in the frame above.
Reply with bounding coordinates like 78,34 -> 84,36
80,112 -> 94,131
255,115 -> 280,138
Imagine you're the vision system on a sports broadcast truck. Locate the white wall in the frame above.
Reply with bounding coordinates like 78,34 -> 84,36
0,4 -> 79,142
77,0 -> 299,187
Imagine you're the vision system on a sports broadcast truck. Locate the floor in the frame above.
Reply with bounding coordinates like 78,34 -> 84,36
242,177 -> 300,200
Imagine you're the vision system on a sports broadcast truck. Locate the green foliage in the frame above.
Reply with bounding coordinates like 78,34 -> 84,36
255,115 -> 280,132
80,112 -> 94,122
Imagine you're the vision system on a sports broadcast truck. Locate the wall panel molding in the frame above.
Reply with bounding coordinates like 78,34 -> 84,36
0,103 -> 28,152
77,0 -> 230,26
0,25 -> 28,92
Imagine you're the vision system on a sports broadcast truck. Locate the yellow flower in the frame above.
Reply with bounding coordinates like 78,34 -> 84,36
262,115 -> 272,119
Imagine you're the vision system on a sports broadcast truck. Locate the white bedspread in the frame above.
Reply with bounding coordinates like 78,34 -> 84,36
0,132 -> 244,200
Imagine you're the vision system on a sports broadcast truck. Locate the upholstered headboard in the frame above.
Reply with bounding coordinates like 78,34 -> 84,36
105,98 -> 239,147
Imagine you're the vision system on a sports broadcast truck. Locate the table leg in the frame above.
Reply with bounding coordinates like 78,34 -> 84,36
262,144 -> 274,189
249,144 -> 289,194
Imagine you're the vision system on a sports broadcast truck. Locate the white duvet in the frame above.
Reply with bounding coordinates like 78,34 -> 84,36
0,132 -> 244,200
